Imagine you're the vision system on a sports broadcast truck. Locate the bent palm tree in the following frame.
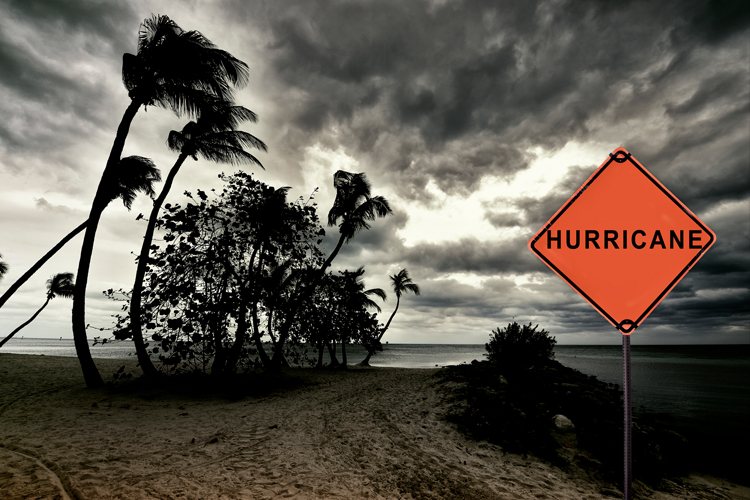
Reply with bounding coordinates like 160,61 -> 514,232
72,156 -> 160,387
344,267 -> 387,314
73,15 -> 248,388
0,222 -> 87,313
360,268 -> 420,366
271,171 -> 393,367
130,101 -> 266,377
340,267 -> 385,367
324,171 -> 392,274
0,273 -> 75,348
0,158 -> 160,314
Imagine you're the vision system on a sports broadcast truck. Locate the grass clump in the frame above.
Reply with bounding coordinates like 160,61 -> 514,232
437,322 -> 691,486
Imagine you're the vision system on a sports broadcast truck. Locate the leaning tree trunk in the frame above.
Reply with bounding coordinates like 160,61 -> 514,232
0,220 -> 87,311
359,296 -> 400,366
0,297 -> 51,348
72,99 -> 141,389
129,153 -> 188,378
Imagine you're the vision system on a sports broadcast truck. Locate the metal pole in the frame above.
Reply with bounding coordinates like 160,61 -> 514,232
623,333 -> 632,500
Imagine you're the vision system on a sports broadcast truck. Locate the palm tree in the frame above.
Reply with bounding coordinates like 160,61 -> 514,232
323,171 -> 392,273
0,273 -> 75,348
72,15 -> 249,388
342,267 -> 386,314
271,171 -> 393,367
359,268 -> 420,366
0,158 -> 159,315
129,101 -> 265,377
339,267 -> 385,367
0,255 -> 7,281
0,222 -> 87,313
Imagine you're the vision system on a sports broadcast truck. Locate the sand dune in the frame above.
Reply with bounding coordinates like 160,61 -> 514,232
0,353 -> 746,499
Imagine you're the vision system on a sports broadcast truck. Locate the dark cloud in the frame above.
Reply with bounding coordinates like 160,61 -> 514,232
0,0 -> 747,343
0,0 -> 142,167
400,235 -> 538,276
3,0 -> 137,53
255,0 -> 749,212
688,0 -> 750,44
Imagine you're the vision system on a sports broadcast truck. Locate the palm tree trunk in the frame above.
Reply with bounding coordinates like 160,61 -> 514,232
359,350 -> 374,367
72,98 -> 141,389
327,341 -> 340,367
130,153 -> 188,378
250,301 -> 272,364
0,298 -> 51,348
0,220 -> 87,311
267,308 -> 278,347
225,295 -> 250,374
380,296 -> 400,338
209,269 -> 231,375
359,296 -> 399,366
316,341 -> 325,368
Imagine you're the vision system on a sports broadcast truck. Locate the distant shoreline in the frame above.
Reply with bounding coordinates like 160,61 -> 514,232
6,336 -> 750,345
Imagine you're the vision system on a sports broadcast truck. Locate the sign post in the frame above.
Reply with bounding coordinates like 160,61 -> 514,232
623,333 -> 632,500
528,147 -> 715,499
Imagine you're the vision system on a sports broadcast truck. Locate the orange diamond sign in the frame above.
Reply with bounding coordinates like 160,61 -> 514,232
528,147 -> 716,334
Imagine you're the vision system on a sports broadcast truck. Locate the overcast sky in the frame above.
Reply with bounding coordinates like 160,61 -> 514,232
1,0 -> 748,346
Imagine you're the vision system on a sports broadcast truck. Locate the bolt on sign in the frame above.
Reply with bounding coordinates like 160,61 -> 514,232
528,147 -> 716,334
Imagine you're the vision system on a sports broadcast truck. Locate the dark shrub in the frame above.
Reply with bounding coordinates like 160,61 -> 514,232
485,321 -> 556,369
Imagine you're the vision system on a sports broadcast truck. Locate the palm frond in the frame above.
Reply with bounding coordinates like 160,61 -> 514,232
113,156 -> 162,210
150,82 -> 235,118
167,129 -> 189,153
353,196 -> 392,221
122,53 -> 144,92
0,255 -> 8,279
202,130 -> 267,153
46,272 -> 75,299
364,287 -> 387,301
138,15 -> 182,55
178,30 -> 249,88
391,269 -> 420,298
196,143 -> 264,168
130,15 -> 250,119
359,295 -> 382,313
195,101 -> 259,132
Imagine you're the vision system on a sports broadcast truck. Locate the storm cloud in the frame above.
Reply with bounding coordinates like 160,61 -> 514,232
0,0 -> 747,345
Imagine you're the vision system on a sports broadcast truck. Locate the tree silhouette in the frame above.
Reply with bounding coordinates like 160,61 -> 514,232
360,268 -> 420,366
129,100 -> 266,377
324,171 -> 392,272
72,15 -> 248,388
0,158 -> 159,314
270,170 -> 393,367
111,173 -> 324,375
338,267 -> 385,367
0,273 -> 75,348
0,255 -> 7,281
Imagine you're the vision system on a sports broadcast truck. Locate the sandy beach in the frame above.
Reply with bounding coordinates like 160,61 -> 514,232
0,354 -> 746,500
